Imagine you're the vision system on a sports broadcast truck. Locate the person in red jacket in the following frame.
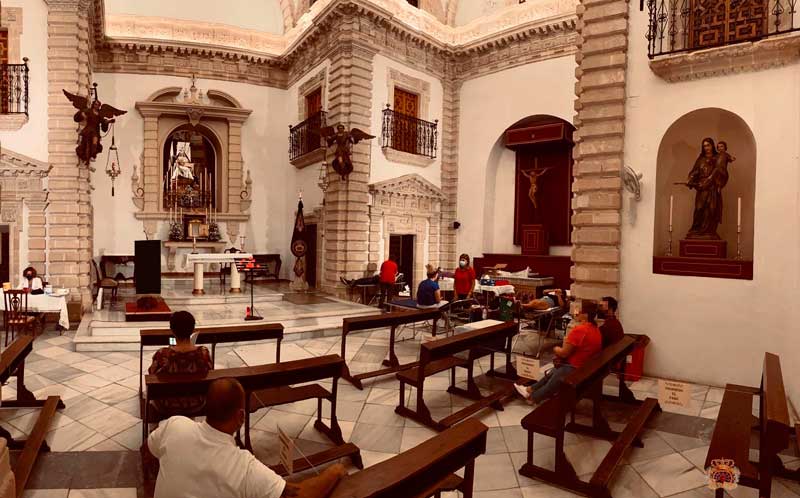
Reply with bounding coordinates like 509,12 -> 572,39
378,255 -> 398,308
453,253 -> 476,300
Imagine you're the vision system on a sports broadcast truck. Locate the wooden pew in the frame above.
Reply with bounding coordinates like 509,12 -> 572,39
330,418 -> 488,498
138,323 -> 284,412
340,309 -> 442,390
395,321 -> 519,431
519,336 -> 660,497
144,354 -> 363,476
0,337 -> 64,497
705,353 -> 796,497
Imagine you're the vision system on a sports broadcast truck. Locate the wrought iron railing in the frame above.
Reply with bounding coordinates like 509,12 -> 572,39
381,105 -> 438,159
645,0 -> 800,58
289,110 -> 326,161
0,58 -> 29,116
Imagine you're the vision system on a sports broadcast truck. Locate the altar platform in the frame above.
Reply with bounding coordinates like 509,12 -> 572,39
74,278 -> 376,351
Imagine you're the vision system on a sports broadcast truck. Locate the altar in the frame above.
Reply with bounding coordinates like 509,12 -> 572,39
186,252 -> 252,295
165,241 -> 226,271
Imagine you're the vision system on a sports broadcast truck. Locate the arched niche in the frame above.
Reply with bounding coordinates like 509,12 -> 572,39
133,80 -> 253,243
482,114 -> 575,254
162,124 -> 221,210
653,108 -> 756,278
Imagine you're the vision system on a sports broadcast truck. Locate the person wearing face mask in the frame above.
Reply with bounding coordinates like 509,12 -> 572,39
514,300 -> 602,404
19,267 -> 44,294
453,253 -> 476,301
598,296 -> 624,348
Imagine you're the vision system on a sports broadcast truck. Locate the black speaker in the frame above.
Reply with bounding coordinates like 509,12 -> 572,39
135,240 -> 162,294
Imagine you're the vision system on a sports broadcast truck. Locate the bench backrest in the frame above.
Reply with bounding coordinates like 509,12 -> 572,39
329,418 -> 488,498
0,336 -> 32,383
342,309 -> 441,334
145,354 -> 344,400
141,323 -> 284,350
759,352 -> 791,464
563,335 -> 637,402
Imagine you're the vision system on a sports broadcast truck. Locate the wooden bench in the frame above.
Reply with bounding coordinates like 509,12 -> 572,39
138,323 -> 284,413
340,309 -> 442,389
0,337 -> 64,497
144,354 -> 362,476
330,418 -> 488,498
705,353 -> 796,497
519,335 -> 660,497
395,321 -> 519,431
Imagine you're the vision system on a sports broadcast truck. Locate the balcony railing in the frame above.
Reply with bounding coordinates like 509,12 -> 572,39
1,59 -> 29,116
381,105 -> 438,159
289,110 -> 326,161
645,0 -> 800,58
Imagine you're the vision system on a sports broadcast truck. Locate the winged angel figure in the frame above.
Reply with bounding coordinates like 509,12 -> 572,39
321,124 -> 375,181
63,90 -> 127,164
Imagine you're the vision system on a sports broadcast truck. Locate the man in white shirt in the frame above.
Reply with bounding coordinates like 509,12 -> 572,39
19,267 -> 43,292
144,378 -> 346,498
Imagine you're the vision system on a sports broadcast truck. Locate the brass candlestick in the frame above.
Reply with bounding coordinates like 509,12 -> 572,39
736,225 -> 742,260
666,224 -> 673,257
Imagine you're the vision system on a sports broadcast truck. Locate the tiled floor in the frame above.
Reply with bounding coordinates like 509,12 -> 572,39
6,301 -> 799,498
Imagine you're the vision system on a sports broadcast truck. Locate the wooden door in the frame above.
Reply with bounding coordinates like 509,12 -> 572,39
389,235 -> 415,297
0,30 -> 8,115
305,224 -> 317,288
690,0 -> 768,49
393,88 -> 419,154
306,88 -> 322,118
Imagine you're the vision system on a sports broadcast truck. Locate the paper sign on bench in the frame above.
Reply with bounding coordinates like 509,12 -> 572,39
658,379 -> 691,407
278,425 -> 294,475
517,356 -> 540,380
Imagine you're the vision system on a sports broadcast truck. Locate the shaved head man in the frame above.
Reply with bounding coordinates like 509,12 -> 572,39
144,378 -> 346,498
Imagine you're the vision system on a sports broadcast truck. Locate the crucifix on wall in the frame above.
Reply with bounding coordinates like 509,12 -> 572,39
520,158 -> 552,210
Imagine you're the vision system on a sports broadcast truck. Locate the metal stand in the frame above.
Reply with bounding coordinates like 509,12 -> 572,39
736,225 -> 742,260
665,224 -> 673,256
244,269 -> 262,321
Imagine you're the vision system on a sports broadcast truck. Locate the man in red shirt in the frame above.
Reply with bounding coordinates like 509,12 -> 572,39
378,255 -> 398,309
515,300 -> 602,404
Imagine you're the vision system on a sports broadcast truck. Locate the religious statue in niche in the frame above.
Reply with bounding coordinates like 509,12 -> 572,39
520,163 -> 552,210
321,124 -> 375,181
678,137 -> 736,239
63,86 -> 127,165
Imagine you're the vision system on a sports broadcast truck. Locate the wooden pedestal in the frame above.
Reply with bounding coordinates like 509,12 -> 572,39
521,224 -> 548,256
679,239 -> 727,258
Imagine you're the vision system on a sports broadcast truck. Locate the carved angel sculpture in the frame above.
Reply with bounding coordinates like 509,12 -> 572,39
321,124 -> 375,181
63,89 -> 127,164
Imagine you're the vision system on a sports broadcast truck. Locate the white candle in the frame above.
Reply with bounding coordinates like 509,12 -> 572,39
668,195 -> 674,227
737,196 -> 742,227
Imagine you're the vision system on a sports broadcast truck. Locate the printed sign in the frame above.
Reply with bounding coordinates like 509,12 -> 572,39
706,458 -> 740,490
658,379 -> 691,407
517,356 -> 541,380
278,425 -> 294,475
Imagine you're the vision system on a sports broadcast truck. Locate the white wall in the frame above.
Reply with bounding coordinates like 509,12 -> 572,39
91,73 -> 295,276
457,56 -> 576,259
623,10 -> 800,402
0,0 -> 48,162
369,54 -> 444,187
104,0 -> 285,34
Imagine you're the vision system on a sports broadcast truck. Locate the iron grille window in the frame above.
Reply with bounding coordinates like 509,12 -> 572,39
645,0 -> 799,58
0,58 -> 29,116
289,110 -> 326,161
381,105 -> 438,159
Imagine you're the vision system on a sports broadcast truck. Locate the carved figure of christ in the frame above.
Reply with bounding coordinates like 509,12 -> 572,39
521,158 -> 552,210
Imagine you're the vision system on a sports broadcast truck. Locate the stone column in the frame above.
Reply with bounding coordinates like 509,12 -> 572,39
45,0 -> 94,310
367,205 -> 382,268
439,80 -> 461,268
570,0 -> 628,300
321,41 -> 375,295
26,199 -> 48,277
228,122 -> 243,214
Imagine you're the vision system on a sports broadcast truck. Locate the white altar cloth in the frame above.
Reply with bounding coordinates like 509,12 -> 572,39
1,291 -> 70,329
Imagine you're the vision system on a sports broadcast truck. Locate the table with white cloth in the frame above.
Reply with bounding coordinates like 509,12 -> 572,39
438,278 -> 514,295
185,253 -> 253,295
0,291 -> 70,329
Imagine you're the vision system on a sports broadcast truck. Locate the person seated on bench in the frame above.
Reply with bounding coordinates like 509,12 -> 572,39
519,288 -> 565,311
453,253 -> 476,300
144,378 -> 346,498
514,300 -> 602,404
19,267 -> 44,293
148,311 -> 213,415
417,264 -> 448,309
599,296 -> 624,348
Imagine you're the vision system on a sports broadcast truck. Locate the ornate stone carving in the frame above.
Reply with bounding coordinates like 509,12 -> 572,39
131,158 -> 145,210
649,32 -> 800,82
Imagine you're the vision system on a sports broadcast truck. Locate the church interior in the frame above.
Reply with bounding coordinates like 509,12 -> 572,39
0,0 -> 798,496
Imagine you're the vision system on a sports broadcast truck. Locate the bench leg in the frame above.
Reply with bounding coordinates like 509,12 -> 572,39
398,381 -> 406,409
526,429 -> 533,466
462,459 -> 476,498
